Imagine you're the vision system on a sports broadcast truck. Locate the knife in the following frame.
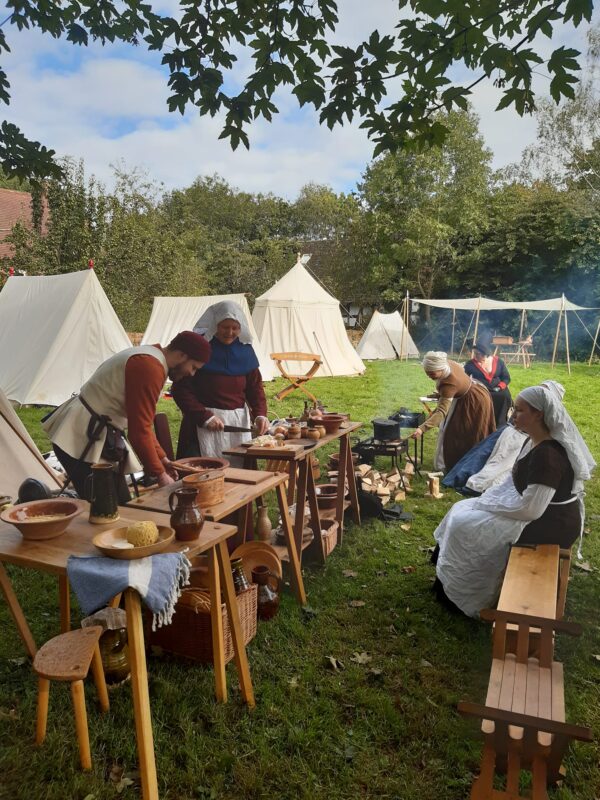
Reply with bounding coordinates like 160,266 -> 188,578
223,424 -> 253,433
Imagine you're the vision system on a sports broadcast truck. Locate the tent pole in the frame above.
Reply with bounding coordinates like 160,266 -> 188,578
404,292 -> 410,360
472,295 -> 481,349
551,300 -> 564,370
450,308 -> 456,356
589,317 -> 600,366
518,309 -> 525,340
458,310 -> 476,360
564,308 -> 571,375
399,293 -> 407,360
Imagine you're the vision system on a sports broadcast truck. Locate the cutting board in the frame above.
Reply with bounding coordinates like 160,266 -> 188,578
241,444 -> 304,458
224,468 -> 273,485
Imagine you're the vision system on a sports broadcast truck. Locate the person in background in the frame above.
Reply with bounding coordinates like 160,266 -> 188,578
43,331 -> 211,503
411,351 -> 496,471
432,383 -> 595,617
464,333 -> 512,426
173,301 -> 269,460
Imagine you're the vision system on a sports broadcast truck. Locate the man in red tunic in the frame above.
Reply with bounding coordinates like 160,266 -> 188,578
43,331 -> 211,502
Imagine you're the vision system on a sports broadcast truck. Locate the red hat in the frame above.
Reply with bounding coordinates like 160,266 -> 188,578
168,330 -> 212,362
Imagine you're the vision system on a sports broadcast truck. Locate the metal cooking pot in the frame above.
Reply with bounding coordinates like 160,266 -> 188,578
372,418 -> 400,441
390,408 -> 426,428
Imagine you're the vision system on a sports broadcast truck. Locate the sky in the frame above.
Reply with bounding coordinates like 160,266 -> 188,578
2,0 -> 596,198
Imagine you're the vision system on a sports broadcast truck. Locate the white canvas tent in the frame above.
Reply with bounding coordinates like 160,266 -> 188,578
357,310 -> 419,360
252,256 -> 365,378
0,387 -> 61,499
0,270 -> 132,406
141,294 -> 274,381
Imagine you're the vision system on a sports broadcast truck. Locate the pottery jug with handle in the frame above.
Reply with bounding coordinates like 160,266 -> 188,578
169,487 -> 204,541
251,565 -> 282,620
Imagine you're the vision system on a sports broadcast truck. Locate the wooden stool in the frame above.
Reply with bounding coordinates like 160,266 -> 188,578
33,626 -> 109,770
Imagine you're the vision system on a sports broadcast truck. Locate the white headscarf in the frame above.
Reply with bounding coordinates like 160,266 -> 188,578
193,300 -> 253,344
539,379 -> 565,401
422,351 -> 450,374
518,385 -> 596,487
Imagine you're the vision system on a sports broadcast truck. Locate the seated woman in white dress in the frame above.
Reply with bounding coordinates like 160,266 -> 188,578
432,383 -> 595,618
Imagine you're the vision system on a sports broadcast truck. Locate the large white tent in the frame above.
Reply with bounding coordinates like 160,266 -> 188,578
141,293 -> 275,380
252,256 -> 365,378
357,310 -> 419,360
0,387 -> 61,498
0,270 -> 131,406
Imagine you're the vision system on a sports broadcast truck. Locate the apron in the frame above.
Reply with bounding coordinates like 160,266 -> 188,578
197,406 -> 252,468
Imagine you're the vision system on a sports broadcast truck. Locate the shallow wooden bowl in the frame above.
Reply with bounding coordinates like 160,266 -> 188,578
173,456 -> 230,476
0,498 -> 85,540
93,525 -> 174,559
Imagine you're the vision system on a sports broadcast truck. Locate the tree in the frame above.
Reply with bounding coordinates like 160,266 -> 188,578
358,109 -> 492,314
0,0 -> 592,181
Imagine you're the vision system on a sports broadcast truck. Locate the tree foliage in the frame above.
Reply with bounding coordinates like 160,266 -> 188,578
0,0 -> 593,180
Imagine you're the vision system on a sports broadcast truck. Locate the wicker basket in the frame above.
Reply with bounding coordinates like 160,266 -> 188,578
320,518 -> 338,557
182,469 -> 226,507
147,584 -> 257,664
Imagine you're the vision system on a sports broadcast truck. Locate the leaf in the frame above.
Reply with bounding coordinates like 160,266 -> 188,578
367,667 -> 384,680
115,777 -> 134,794
288,675 -> 299,688
574,561 -> 593,572
349,600 -> 366,608
420,659 -> 433,668
350,651 -> 372,665
592,654 -> 600,663
326,655 -> 345,671
401,566 -> 416,574
342,569 -> 358,578
83,795 -> 96,800
400,523 -> 411,531
7,657 -> 26,666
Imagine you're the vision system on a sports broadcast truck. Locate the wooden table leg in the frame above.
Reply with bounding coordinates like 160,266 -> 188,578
336,436 -> 348,545
305,465 -> 325,563
59,575 -> 71,633
287,462 -> 297,505
345,436 -> 360,525
294,458 -> 309,556
0,562 -> 37,657
124,589 -> 159,800
216,540 -> 255,708
208,546 -> 227,703
275,483 -> 307,605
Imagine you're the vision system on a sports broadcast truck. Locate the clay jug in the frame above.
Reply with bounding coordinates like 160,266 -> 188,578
99,627 -> 130,684
255,506 -> 273,542
169,487 -> 204,541
251,565 -> 281,620
86,463 -> 119,524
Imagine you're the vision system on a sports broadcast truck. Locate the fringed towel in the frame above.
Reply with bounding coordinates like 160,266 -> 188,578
67,553 -> 190,630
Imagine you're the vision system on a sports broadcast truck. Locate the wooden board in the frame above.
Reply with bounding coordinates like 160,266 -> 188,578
498,544 -> 560,620
240,444 -> 304,458
223,467 -> 273,485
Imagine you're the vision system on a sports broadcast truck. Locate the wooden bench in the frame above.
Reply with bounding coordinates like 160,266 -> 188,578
459,609 -> 592,799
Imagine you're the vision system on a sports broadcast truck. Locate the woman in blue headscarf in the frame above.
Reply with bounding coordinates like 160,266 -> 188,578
173,301 -> 269,459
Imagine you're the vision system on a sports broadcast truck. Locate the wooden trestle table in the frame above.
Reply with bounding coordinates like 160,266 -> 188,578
0,504 -> 249,800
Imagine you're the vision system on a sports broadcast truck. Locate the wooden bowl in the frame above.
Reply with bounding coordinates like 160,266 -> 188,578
315,483 -> 341,510
173,456 -> 230,476
0,498 -> 85,540
93,525 -> 174,559
320,414 -> 344,435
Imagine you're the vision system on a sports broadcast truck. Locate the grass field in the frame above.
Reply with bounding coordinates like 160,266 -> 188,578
1,360 -> 599,800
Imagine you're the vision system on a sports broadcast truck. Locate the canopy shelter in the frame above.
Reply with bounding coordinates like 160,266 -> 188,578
357,310 -> 419,360
0,270 -> 131,406
413,294 -> 600,372
252,255 -> 365,378
0,386 -> 61,499
141,293 -> 275,381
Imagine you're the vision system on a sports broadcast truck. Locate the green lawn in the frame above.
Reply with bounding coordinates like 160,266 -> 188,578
1,361 -> 599,800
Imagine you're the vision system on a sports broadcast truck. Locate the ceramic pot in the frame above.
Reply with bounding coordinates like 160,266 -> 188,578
231,557 -> 250,594
169,487 -> 204,541
99,627 -> 130,684
306,428 -> 320,441
255,506 -> 273,542
287,424 -> 302,439
86,463 -> 120,524
251,565 -> 281,620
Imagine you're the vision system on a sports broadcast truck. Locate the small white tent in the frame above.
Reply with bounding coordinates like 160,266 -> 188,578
0,270 -> 131,406
0,387 -> 61,498
141,293 -> 275,380
252,257 -> 365,377
357,310 -> 419,360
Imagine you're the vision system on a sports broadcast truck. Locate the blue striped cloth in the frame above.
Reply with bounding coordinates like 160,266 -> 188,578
67,552 -> 190,629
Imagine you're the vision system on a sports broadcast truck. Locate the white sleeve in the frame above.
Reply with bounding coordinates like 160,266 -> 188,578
477,483 -> 555,521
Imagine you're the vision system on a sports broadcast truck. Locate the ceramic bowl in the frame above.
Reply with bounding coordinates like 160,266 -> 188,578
320,414 -> 344,435
315,483 -> 342,509
173,456 -> 230,476
0,498 -> 85,540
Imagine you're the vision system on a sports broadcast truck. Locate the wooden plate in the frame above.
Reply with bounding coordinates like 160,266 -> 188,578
230,541 -> 282,581
93,525 -> 174,559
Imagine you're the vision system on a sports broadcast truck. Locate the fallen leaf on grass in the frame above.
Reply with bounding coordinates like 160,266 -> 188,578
407,631 -> 416,638
342,569 -> 358,578
388,624 -> 398,636
0,707 -> 17,720
400,523 -> 411,531
350,652 -> 372,665
325,655 -> 345,671
288,676 -> 299,688
575,561 -> 593,572
7,657 -> 27,667
367,668 -> 384,681
349,599 -> 366,608
420,659 -> 433,668
592,654 -> 600,663
401,566 -> 416,574
83,795 -> 96,800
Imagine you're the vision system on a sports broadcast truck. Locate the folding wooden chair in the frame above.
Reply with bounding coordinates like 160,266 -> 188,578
271,352 -> 323,403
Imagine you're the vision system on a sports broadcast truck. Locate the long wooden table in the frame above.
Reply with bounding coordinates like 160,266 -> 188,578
127,469 -> 307,605
0,505 -> 246,800
223,421 -> 362,564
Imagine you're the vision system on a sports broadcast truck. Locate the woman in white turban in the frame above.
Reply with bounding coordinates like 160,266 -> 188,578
172,301 -> 269,460
432,383 -> 595,617
411,351 -> 496,471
